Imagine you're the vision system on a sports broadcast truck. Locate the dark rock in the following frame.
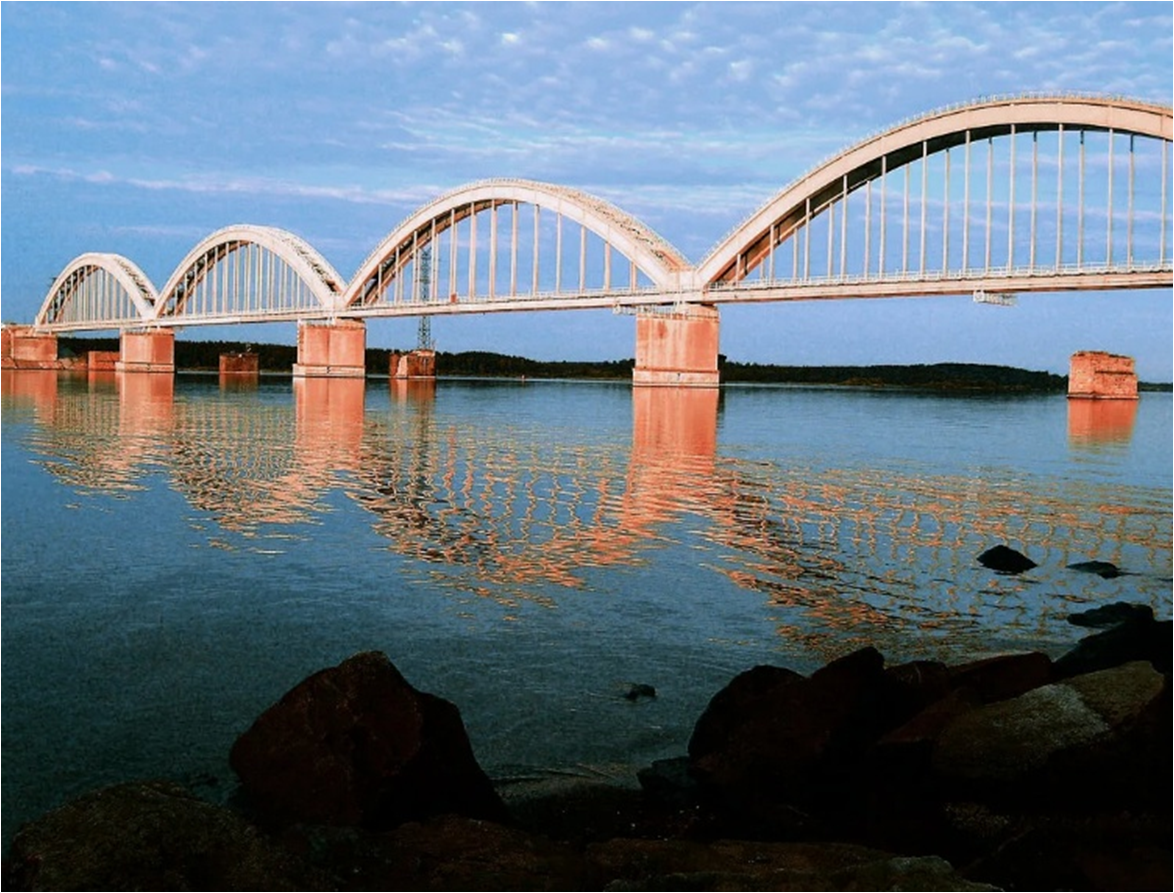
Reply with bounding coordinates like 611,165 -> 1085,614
1066,560 -> 1124,579
501,776 -> 697,846
963,811 -> 1173,892
884,659 -> 953,713
623,683 -> 657,701
931,661 -> 1168,811
687,664 -> 805,761
686,647 -> 921,834
948,652 -> 1053,703
588,838 -> 997,891
230,650 -> 509,829
2,781 -> 326,891
362,815 -> 589,891
1055,616 -> 1170,677
637,757 -> 700,810
976,544 -> 1037,573
1067,600 -> 1153,627
875,688 -> 981,767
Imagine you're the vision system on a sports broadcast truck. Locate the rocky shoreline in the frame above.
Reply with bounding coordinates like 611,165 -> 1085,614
4,595 -> 1169,891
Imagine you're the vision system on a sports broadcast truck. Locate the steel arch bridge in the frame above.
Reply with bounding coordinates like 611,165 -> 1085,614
32,93 -> 1174,334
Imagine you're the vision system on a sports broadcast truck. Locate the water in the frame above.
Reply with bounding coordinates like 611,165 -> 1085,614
2,370 -> 1170,848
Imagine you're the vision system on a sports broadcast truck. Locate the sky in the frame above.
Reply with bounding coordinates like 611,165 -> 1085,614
2,2 -> 1172,378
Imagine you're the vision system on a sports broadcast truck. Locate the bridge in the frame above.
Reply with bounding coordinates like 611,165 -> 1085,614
10,94 -> 1173,385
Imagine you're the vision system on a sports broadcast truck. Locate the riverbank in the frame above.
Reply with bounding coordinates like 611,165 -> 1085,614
59,337 -> 1172,391
5,596 -> 1168,891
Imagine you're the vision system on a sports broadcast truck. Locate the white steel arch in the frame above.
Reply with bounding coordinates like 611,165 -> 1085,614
35,252 -> 158,330
344,178 -> 695,309
152,224 -> 346,322
698,94 -> 1174,285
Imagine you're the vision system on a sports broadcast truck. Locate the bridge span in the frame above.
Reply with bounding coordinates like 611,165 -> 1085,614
11,93 -> 1173,386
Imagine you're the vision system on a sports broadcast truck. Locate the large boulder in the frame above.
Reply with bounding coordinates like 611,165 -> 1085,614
686,648 -> 924,831
947,652 -> 1053,703
2,781 -> 326,891
931,661 -> 1169,810
230,651 -> 508,828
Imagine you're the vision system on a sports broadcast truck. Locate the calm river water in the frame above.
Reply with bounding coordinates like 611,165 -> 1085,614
2,370 -> 1171,846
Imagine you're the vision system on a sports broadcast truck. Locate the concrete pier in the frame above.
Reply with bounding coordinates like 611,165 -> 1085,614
88,351 -> 120,372
116,330 -> 175,374
390,349 -> 437,380
632,304 -> 720,388
1068,351 -> 1138,399
1,325 -> 59,370
293,319 -> 366,378
219,352 -> 260,376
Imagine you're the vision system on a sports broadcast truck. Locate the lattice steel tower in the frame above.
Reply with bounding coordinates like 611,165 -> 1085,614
417,247 -> 435,351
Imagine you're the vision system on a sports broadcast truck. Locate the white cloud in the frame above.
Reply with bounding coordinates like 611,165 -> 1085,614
728,59 -> 752,82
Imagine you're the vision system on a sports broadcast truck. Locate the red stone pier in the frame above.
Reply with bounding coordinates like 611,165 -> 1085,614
1068,351 -> 1138,400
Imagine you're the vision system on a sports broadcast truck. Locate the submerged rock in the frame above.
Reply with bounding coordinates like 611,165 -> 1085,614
1066,559 -> 1124,579
623,683 -> 657,701
1067,600 -> 1153,628
976,544 -> 1037,573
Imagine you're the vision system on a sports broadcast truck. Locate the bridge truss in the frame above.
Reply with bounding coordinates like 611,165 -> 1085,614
31,94 -> 1173,334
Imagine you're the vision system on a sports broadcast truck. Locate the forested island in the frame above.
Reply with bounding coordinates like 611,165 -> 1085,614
57,338 -> 1171,392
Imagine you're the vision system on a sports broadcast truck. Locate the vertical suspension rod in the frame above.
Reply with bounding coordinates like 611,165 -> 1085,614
919,141 -> 928,274
510,203 -> 518,296
962,131 -> 971,272
1127,134 -> 1135,267
863,180 -> 871,277
579,224 -> 587,292
839,173 -> 849,278
803,196 -> 811,280
1078,131 -> 1085,267
555,212 -> 562,293
985,137 -> 993,272
1030,131 -> 1038,269
532,206 -> 541,294
431,219 -> 438,300
902,163 -> 910,275
468,203 -> 477,298
1161,138 -> 1169,265
1007,125 -> 1016,269
1106,128 -> 1114,264
449,209 -> 457,299
489,203 -> 498,298
879,155 -> 887,275
942,148 -> 950,273
826,198 -> 835,278
1055,125 -> 1064,269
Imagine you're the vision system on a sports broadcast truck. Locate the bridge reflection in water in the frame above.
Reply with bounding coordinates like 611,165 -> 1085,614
2,370 -> 1168,662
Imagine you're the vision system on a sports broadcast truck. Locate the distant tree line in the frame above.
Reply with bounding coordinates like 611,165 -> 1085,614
57,338 -> 1170,391
719,359 -> 1069,391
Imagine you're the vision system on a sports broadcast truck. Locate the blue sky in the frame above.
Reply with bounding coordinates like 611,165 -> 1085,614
3,2 -> 1172,378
